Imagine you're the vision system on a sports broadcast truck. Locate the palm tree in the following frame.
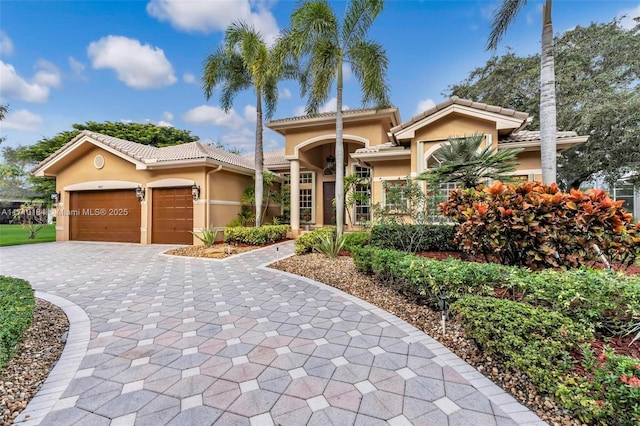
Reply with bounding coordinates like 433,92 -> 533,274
487,0 -> 557,185
419,134 -> 523,189
203,21 -> 293,227
278,0 -> 390,238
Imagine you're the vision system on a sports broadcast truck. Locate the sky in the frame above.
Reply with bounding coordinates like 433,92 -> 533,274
0,0 -> 638,154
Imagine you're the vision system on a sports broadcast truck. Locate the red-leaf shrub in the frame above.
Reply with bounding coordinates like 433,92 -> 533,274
439,181 -> 639,269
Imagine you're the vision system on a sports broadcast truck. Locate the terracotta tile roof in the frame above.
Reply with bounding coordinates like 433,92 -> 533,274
391,96 -> 529,133
36,130 -> 254,172
267,108 -> 379,124
499,130 -> 581,144
354,142 -> 403,154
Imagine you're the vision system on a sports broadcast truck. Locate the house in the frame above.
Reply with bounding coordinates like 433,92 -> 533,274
265,96 -> 588,236
32,131 -> 280,244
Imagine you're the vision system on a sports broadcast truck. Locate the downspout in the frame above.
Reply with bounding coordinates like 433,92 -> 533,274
204,165 -> 223,229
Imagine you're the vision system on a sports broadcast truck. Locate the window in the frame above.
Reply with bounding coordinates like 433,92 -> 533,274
300,189 -> 313,222
426,182 -> 458,223
353,166 -> 371,224
383,180 -> 409,212
300,172 -> 313,184
614,183 -> 636,220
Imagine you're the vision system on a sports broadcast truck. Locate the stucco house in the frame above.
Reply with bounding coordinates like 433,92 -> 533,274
264,96 -> 588,236
34,97 -> 588,244
33,131 -> 280,244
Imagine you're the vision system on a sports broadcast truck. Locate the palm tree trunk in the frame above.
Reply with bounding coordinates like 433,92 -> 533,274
335,59 -> 345,239
540,0 -> 557,184
255,92 -> 264,227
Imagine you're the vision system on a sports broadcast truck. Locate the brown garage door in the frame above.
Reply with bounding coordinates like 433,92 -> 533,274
70,190 -> 141,243
152,187 -> 193,244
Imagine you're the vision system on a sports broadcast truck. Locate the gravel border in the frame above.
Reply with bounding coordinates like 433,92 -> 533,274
13,292 -> 90,425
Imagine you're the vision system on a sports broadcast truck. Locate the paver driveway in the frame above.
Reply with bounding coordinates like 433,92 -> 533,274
0,242 -> 544,425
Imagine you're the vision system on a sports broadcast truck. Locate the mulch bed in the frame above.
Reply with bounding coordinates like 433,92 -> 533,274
166,240 -> 291,259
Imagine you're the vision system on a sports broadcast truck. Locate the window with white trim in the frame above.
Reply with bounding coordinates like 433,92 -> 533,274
382,180 -> 409,212
282,171 -> 316,223
353,166 -> 371,224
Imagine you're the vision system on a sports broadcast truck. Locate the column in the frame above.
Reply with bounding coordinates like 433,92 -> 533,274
290,159 -> 300,234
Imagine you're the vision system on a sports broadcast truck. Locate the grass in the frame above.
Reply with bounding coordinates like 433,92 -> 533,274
0,224 -> 56,247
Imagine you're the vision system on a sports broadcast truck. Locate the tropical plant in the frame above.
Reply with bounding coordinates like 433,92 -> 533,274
419,134 -> 522,189
487,0 -> 557,184
203,21 -> 295,227
315,232 -> 345,259
241,171 -> 283,225
12,202 -> 48,240
191,227 -> 219,246
343,173 -> 369,228
279,0 -> 391,238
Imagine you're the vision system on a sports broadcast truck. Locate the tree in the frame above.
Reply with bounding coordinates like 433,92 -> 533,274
203,21 -> 294,227
16,121 -> 199,196
0,147 -> 31,199
280,0 -> 390,238
13,202 -> 48,239
419,134 -> 522,189
488,0 -> 557,185
448,19 -> 640,188
0,104 -> 8,145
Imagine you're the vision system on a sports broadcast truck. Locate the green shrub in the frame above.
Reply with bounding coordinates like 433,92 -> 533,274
226,218 -> 244,228
294,227 -> 336,255
191,227 -> 219,246
315,234 -> 345,259
223,225 -> 289,245
504,267 -> 640,334
440,181 -> 639,269
452,296 -> 593,392
342,231 -> 370,253
370,224 -> 458,253
0,276 -> 35,370
352,246 -> 376,274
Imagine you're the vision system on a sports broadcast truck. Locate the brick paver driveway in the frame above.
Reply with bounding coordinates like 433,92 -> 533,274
1,242 -> 544,425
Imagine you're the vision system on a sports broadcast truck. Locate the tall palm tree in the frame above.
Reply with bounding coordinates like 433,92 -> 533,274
419,134 -> 523,189
203,21 -> 292,227
279,0 -> 390,238
487,0 -> 557,185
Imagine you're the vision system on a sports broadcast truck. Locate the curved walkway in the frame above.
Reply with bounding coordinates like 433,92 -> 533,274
1,242 -> 545,425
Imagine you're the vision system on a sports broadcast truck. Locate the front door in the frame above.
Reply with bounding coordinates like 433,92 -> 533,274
323,182 -> 335,225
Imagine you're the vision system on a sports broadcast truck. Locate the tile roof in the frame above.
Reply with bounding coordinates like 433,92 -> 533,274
499,130 -> 581,144
36,130 -> 254,172
391,96 -> 529,133
267,108 -> 380,124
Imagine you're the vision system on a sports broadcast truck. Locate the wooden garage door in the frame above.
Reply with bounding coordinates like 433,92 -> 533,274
152,187 -> 193,244
70,190 -> 141,243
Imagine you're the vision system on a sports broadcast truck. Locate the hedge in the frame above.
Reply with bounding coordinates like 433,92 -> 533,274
370,224 -> 458,253
294,227 -> 336,255
223,225 -> 289,245
342,231 -> 370,253
0,276 -> 35,370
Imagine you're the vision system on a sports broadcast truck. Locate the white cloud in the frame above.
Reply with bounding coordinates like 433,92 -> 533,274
618,4 -> 640,30
280,87 -> 291,99
183,72 -> 196,84
293,105 -> 306,116
342,63 -> 352,81
33,59 -> 61,88
319,97 -> 350,113
157,120 -> 173,127
146,0 -> 280,44
182,105 -> 244,129
0,31 -> 14,56
87,35 -> 177,89
163,111 -> 174,121
2,109 -> 43,131
221,128 -> 256,153
244,105 -> 257,124
414,98 -> 436,115
68,56 -> 86,77
0,60 -> 58,103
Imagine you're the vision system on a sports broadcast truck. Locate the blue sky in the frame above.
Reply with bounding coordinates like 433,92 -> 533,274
0,0 -> 638,154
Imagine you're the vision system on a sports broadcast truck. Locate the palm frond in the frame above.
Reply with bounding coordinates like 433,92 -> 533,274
202,47 -> 227,100
342,0 -> 384,49
348,39 -> 390,108
305,40 -> 340,114
487,0 -> 528,50
290,0 -> 339,52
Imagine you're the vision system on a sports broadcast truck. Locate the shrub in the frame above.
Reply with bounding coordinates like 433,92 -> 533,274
452,296 -> 593,392
351,246 -> 376,274
0,276 -> 35,370
503,267 -> 640,335
342,231 -> 370,253
294,227 -> 336,255
223,225 -> 289,245
315,234 -> 345,259
557,345 -> 640,425
191,227 -> 219,246
370,224 -> 458,253
439,181 -> 639,269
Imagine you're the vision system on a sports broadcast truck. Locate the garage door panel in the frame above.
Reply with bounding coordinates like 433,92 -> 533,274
69,190 -> 141,243
152,187 -> 193,245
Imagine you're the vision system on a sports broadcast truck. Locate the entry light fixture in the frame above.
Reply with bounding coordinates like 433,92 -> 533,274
135,185 -> 146,202
192,183 -> 201,201
51,191 -> 61,204
326,154 -> 336,171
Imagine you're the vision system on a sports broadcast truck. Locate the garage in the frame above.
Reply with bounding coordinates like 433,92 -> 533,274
152,187 -> 193,244
69,190 -> 141,243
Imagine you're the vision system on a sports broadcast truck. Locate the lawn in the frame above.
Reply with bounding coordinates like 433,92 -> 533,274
0,224 -> 56,247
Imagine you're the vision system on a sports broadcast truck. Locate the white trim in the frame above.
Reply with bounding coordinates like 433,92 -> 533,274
147,178 -> 194,188
55,226 -> 63,230
63,180 -> 140,191
497,135 -> 588,151
193,200 -> 206,205
350,150 -> 410,162
284,134 -> 369,160
34,137 -> 147,176
209,200 -> 243,206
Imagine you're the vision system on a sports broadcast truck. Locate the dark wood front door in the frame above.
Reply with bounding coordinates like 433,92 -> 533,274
323,182 -> 336,225
69,190 -> 141,243
152,187 -> 193,244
